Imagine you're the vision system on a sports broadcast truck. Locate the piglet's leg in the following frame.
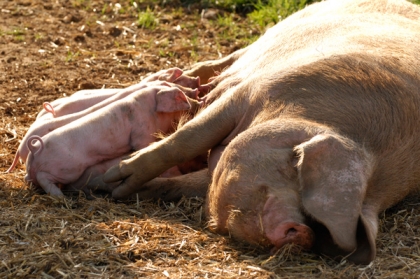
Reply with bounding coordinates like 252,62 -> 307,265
36,172 -> 64,197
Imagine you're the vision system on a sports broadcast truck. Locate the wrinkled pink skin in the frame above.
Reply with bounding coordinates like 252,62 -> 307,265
7,68 -> 201,173
37,89 -> 121,120
36,69 -> 200,120
93,0 -> 420,265
63,156 -> 127,194
35,68 -> 188,119
25,84 -> 194,196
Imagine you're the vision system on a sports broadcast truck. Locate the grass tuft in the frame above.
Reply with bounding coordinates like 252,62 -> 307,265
248,0 -> 310,27
137,7 -> 158,29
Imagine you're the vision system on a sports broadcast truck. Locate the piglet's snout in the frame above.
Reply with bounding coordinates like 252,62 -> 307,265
268,222 -> 315,252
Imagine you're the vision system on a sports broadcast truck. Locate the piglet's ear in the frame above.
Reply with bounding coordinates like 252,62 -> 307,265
156,88 -> 191,113
160,67 -> 183,82
295,134 -> 377,264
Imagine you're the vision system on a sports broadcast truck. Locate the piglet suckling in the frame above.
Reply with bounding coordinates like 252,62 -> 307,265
36,68 -> 201,120
24,84 -> 198,196
7,68 -> 201,173
35,68 -> 185,120
90,0 -> 420,265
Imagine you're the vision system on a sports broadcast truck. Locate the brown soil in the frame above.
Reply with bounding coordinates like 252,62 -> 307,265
1,0 -> 419,278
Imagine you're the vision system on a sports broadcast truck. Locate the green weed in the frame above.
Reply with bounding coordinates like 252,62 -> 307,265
41,61 -> 53,68
7,28 -> 25,36
140,38 -> 154,50
72,0 -> 91,10
34,33 -> 43,41
159,50 -> 175,58
190,50 -> 199,62
65,51 -> 80,62
137,7 -> 158,29
172,7 -> 184,18
217,14 -> 234,26
101,3 -> 109,14
190,33 -> 199,48
5,27 -> 26,41
248,0 -> 309,28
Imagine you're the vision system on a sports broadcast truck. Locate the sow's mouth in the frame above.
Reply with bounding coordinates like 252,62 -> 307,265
303,217 -> 363,261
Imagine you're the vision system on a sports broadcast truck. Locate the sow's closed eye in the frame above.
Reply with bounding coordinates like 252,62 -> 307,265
276,150 -> 299,180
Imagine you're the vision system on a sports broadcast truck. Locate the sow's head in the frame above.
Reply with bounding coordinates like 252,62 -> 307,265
206,121 -> 378,264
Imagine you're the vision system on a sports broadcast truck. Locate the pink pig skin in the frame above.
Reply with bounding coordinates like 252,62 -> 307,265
7,68 -> 182,173
36,68 -> 201,120
63,156 -> 127,194
7,68 -> 203,173
38,89 -> 121,119
6,81 -> 198,175
7,81 -> 153,173
24,85 -> 192,196
36,68 -> 185,120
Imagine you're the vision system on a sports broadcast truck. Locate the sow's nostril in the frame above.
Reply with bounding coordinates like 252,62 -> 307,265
268,222 -> 315,253
286,227 -> 298,236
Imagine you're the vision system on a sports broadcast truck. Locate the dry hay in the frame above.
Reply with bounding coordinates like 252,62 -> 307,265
2,98 -> 420,279
1,0 -> 420,278
1,171 -> 420,278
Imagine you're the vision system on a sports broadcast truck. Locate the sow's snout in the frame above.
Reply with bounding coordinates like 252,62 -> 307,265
267,221 -> 315,253
261,195 -> 315,252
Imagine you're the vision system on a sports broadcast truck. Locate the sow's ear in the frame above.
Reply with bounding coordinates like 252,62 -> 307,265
156,87 -> 191,113
295,134 -> 378,264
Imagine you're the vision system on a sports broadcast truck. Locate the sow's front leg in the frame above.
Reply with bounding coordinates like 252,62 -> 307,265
103,88 -> 241,200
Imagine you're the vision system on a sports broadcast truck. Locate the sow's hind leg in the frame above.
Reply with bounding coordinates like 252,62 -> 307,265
128,169 -> 210,201
184,47 -> 248,84
85,169 -> 210,201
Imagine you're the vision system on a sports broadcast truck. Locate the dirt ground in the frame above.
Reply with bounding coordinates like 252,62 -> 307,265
1,0 -> 420,278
